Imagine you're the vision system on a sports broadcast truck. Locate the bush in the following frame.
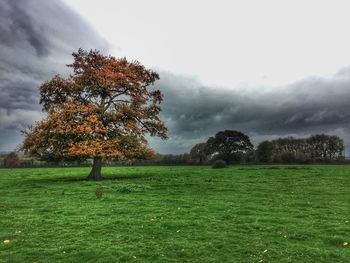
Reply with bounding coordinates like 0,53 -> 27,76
212,159 -> 227,169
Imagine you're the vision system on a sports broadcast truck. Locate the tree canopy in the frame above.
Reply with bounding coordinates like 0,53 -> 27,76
189,142 -> 208,165
269,135 -> 344,163
22,49 -> 167,179
205,130 -> 253,164
256,140 -> 274,163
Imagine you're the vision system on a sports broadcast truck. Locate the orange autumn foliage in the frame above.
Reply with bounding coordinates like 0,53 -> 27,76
22,49 -> 167,161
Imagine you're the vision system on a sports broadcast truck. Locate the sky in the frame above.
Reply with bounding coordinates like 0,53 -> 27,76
1,0 -> 350,154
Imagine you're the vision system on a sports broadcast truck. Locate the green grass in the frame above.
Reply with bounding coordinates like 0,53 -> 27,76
1,165 -> 350,262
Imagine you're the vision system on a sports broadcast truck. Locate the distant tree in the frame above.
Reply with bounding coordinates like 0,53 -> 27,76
307,134 -> 344,162
280,152 -> 297,163
3,152 -> 20,168
245,149 -> 257,163
181,153 -> 192,164
327,135 -> 344,160
189,142 -> 208,165
205,130 -> 253,164
256,141 -> 274,163
22,49 -> 167,180
267,134 -> 344,163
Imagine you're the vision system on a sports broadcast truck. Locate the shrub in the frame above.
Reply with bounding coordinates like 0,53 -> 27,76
212,159 -> 227,169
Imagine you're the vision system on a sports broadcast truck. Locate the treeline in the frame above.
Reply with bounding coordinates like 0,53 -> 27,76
0,151 -> 194,168
257,135 -> 344,163
0,131 -> 345,167
187,131 -> 345,165
0,152 -> 92,168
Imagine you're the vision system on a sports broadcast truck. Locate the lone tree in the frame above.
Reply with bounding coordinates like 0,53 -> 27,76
22,49 -> 167,180
205,130 -> 253,164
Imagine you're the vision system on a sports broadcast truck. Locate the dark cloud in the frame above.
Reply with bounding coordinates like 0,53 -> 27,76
1,0 -> 350,155
0,0 -> 109,150
149,70 -> 350,154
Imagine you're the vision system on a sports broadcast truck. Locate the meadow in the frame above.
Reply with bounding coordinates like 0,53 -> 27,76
1,165 -> 350,262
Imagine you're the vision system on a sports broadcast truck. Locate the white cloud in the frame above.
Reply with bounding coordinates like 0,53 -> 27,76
64,0 -> 350,88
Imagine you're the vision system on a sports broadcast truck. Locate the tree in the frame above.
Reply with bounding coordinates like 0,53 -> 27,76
3,152 -> 20,168
267,134 -> 344,163
327,135 -> 344,160
256,140 -> 273,163
205,130 -> 253,164
189,142 -> 208,165
22,49 -> 167,180
307,134 -> 344,162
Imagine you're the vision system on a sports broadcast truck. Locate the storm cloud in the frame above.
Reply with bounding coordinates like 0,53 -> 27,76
0,0 -> 108,150
1,1 -> 350,155
149,70 -> 350,154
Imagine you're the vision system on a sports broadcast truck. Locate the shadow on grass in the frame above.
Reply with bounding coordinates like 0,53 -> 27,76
261,166 -> 282,170
238,166 -> 313,171
238,166 -> 281,171
284,166 -> 312,170
22,174 -> 156,186
81,174 -> 155,181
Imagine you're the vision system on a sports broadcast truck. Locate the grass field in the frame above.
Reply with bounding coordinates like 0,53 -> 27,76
1,165 -> 350,262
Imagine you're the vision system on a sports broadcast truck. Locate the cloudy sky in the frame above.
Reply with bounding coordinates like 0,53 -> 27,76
1,0 -> 350,154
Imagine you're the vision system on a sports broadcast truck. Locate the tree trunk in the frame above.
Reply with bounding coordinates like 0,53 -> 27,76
87,157 -> 103,180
